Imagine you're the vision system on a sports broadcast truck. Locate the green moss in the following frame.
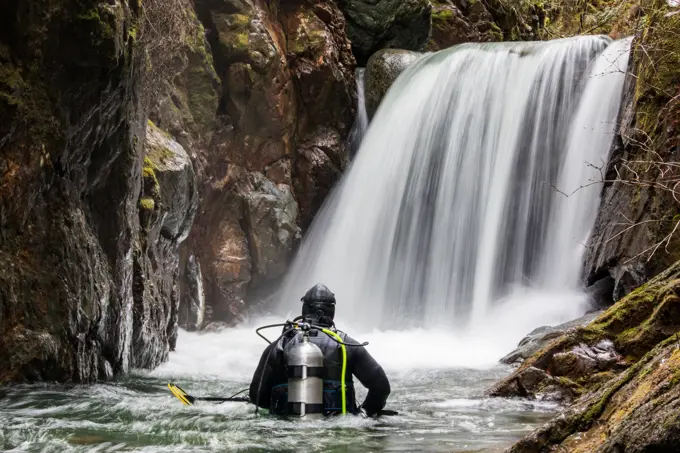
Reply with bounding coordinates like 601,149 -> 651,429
555,376 -> 585,395
432,9 -> 455,21
633,4 -> 680,144
235,32 -> 250,51
139,196 -> 155,211
489,22 -> 504,40
669,367 -> 680,389
187,64 -> 218,133
580,334 -> 679,427
76,7 -> 115,42
0,63 -> 27,107
229,14 -> 251,27
142,156 -> 160,197
76,9 -> 101,22
581,278 -> 662,345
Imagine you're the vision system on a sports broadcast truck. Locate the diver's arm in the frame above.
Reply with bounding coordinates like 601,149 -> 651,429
349,341 -> 391,416
249,341 -> 278,409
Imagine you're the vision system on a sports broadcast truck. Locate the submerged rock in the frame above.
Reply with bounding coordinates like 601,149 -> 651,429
365,49 -> 421,119
338,0 -> 432,64
500,311 -> 603,365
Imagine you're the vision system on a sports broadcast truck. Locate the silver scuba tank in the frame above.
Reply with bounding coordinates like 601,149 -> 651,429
285,330 -> 324,419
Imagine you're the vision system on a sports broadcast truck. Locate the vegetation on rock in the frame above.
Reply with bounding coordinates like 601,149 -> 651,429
584,0 -> 680,303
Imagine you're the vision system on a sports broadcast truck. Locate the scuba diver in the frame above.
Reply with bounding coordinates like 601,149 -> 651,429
248,284 -> 391,418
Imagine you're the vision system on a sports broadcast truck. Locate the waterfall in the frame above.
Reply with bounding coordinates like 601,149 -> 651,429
279,36 -> 632,332
540,37 -> 632,288
347,68 -> 369,159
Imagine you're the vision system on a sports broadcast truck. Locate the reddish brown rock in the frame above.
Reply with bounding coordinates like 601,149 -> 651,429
293,128 -> 346,228
181,0 -> 357,325
280,0 -> 357,228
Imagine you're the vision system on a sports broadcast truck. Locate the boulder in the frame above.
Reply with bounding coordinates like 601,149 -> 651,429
338,0 -> 432,65
144,122 -> 198,241
549,340 -> 621,379
500,311 -> 603,365
365,49 -> 421,119
490,260 -> 680,406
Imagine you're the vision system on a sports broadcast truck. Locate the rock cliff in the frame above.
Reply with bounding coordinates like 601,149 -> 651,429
179,0 -> 357,326
0,0 -> 167,382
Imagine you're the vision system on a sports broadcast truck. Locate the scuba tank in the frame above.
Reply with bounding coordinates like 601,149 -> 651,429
284,328 -> 325,420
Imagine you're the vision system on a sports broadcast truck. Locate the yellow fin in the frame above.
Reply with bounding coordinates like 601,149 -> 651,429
168,383 -> 192,406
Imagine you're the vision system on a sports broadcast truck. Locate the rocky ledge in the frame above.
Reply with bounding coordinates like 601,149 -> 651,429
490,260 -> 680,451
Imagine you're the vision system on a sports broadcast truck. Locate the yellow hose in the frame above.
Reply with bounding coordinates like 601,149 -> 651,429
321,328 -> 347,415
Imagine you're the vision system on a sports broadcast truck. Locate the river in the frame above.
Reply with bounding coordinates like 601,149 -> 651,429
1,316 -> 562,453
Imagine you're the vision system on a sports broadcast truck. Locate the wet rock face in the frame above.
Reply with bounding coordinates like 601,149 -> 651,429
132,122 -> 198,369
180,255 -> 206,331
240,173 -> 300,282
507,336 -> 680,453
293,128 -> 346,229
500,311 -> 603,365
494,260 -> 680,452
491,261 -> 680,403
584,8 -> 680,303
182,0 -> 355,324
338,0 -> 432,65
365,49 -> 421,119
0,0 -> 145,382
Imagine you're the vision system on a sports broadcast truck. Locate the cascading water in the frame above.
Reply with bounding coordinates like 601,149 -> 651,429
347,68 -> 369,158
0,37 -> 634,453
278,36 -> 632,338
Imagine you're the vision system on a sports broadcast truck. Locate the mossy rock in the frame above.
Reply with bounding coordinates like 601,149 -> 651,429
490,260 -> 680,401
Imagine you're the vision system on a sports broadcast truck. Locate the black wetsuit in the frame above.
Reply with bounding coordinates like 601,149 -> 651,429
249,326 -> 391,417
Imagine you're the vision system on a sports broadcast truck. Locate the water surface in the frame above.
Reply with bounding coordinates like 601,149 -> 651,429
1,324 -> 559,453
